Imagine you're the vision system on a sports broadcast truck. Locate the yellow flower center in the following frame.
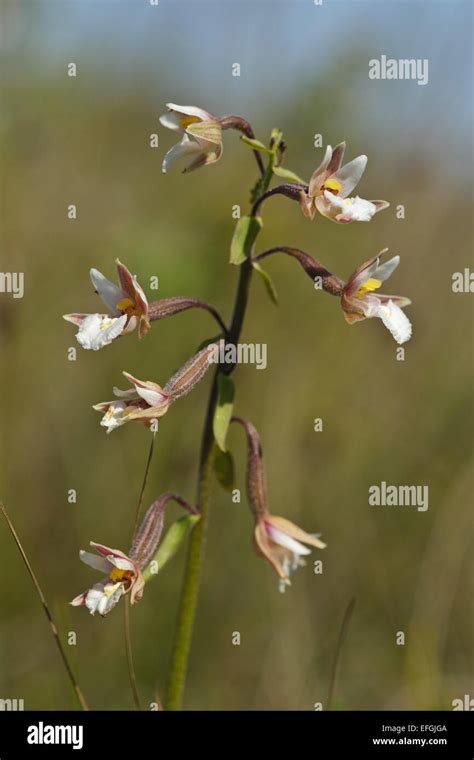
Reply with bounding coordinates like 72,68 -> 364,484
99,319 -> 114,330
180,115 -> 201,129
116,297 -> 137,316
322,178 -> 342,195
109,567 -> 126,582
357,278 -> 382,296
108,567 -> 134,591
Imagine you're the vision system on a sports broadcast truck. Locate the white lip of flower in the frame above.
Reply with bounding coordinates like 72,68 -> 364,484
321,191 -> 377,223
159,103 -> 222,173
366,299 -> 412,344
99,400 -> 130,432
84,582 -> 125,616
74,314 -> 128,351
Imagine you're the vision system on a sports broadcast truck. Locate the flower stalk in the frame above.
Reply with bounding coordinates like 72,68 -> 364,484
165,138 -> 273,711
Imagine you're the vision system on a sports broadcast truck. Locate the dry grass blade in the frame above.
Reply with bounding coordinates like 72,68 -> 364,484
0,501 -> 89,711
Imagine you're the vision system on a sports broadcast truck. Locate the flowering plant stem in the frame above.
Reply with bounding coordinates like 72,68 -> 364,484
165,161 -> 270,710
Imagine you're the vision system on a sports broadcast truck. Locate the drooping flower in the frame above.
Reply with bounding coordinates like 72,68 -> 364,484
254,515 -> 326,592
93,372 -> 170,433
232,416 -> 326,591
63,260 -> 150,350
299,142 -> 389,223
341,250 -> 412,344
159,103 -> 223,173
70,543 -> 144,617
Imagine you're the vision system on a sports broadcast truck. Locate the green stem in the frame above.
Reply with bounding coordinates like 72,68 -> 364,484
165,152 -> 274,711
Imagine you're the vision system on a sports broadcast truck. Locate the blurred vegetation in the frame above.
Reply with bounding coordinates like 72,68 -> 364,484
0,0 -> 472,711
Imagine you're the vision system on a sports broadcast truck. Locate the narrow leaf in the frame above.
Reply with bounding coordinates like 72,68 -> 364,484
142,514 -> 200,582
240,135 -> 273,154
272,165 -> 306,184
214,447 -> 235,492
213,374 -> 235,451
230,215 -> 263,265
252,261 -> 278,306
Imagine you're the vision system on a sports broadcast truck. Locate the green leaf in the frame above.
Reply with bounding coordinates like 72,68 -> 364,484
240,135 -> 273,154
272,165 -> 306,184
214,447 -> 235,492
142,514 -> 200,583
252,261 -> 278,306
229,215 -> 263,265
213,374 -> 235,451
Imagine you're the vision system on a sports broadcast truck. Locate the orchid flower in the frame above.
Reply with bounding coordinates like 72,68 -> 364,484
254,514 -> 326,592
93,341 -> 223,433
93,372 -> 170,433
63,260 -> 150,350
300,142 -> 389,223
341,250 -> 412,344
159,103 -> 223,173
232,416 -> 326,591
70,543 -> 144,617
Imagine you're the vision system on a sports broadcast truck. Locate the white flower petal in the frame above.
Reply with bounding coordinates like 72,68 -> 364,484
161,134 -> 203,173
332,154 -> 367,197
99,400 -> 129,433
159,112 -> 183,131
107,554 -> 136,572
373,300 -> 412,344
89,269 -> 123,314
84,584 -> 106,615
112,385 -> 139,399
165,103 -> 212,121
134,385 -> 167,407
79,551 -> 110,573
265,524 -> 311,556
76,314 -> 127,351
85,583 -> 124,616
374,255 -> 400,283
322,192 -> 376,223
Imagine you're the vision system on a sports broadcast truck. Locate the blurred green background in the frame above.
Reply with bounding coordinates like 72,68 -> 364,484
0,0 -> 472,710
